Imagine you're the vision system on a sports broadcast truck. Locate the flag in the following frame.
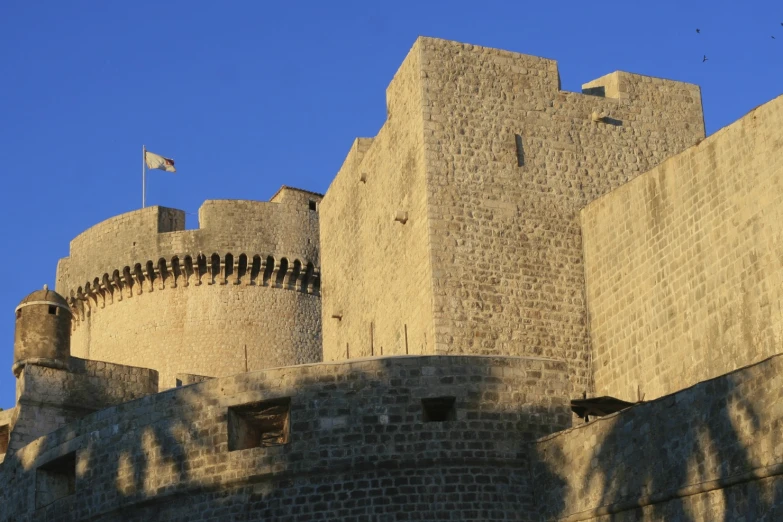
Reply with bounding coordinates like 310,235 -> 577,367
145,151 -> 176,173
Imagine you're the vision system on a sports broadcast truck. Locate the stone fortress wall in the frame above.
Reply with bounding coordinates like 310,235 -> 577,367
0,355 -> 570,521
6,358 -> 159,457
320,37 -> 705,400
56,187 -> 323,389
582,95 -> 783,401
2,36 -> 783,521
320,43 -> 435,365
534,353 -> 783,521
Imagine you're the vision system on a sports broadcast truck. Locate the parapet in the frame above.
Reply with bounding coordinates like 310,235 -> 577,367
534,354 -> 783,520
56,188 -> 321,303
0,354 -> 569,519
7,357 -> 158,456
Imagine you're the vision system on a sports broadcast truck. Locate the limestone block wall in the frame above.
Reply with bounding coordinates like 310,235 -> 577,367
320,40 -> 434,361
55,189 -> 323,388
533,354 -> 783,521
0,407 -> 15,464
0,355 -> 570,521
418,38 -> 705,397
9,359 -> 158,454
320,37 -> 705,400
582,95 -> 783,401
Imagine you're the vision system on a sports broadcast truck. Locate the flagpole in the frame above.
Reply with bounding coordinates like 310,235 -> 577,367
142,145 -> 146,208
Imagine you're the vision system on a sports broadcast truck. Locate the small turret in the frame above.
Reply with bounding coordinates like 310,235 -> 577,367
12,285 -> 72,377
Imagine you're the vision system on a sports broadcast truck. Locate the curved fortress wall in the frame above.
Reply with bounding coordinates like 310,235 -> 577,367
56,188 -> 323,388
0,355 -> 570,521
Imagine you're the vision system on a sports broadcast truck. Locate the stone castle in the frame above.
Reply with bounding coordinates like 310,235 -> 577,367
1,37 -> 781,521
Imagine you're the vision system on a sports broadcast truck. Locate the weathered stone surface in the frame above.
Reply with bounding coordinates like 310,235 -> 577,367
583,94 -> 783,401
1,36 -> 782,521
0,355 -> 569,521
534,354 -> 783,521
57,188 -> 323,389
320,37 -> 705,400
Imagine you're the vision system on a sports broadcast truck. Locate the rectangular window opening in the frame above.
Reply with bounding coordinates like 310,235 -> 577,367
228,397 -> 291,451
36,451 -> 76,509
308,200 -> 317,211
422,396 -> 456,423
0,425 -> 9,455
15,309 -> 21,319
48,305 -> 57,315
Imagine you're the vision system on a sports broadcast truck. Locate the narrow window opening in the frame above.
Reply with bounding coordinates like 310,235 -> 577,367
514,134 -> 525,167
15,309 -> 21,319
422,396 -> 456,423
0,425 -> 9,455
308,200 -> 317,211
48,305 -> 57,315
228,397 -> 291,451
36,452 -> 76,509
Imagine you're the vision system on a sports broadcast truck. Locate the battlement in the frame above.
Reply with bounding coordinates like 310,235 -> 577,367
380,37 -> 702,126
57,191 -> 322,297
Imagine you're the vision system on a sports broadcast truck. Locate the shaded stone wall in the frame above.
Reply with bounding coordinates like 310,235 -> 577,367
533,354 -> 783,521
0,355 -> 569,521
56,190 -> 323,389
8,359 -> 158,454
582,95 -> 783,401
0,407 -> 15,464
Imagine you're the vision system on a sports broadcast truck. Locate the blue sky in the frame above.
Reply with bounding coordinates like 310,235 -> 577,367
0,1 -> 780,409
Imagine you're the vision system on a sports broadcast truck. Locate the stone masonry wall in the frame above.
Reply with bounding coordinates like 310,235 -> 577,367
533,353 -> 783,521
0,355 -> 569,521
71,285 -> 321,389
57,192 -> 320,294
582,94 -> 783,401
56,190 -> 323,389
8,359 -> 158,454
0,407 -> 15,464
320,40 -> 435,361
321,37 -> 705,400
417,38 -> 705,398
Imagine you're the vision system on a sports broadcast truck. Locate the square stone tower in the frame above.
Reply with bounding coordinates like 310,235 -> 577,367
319,37 -> 705,396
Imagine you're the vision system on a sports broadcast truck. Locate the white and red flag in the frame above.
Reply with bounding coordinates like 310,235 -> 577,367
144,150 -> 176,173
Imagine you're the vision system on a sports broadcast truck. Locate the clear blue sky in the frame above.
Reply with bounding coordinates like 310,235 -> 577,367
1,1 -> 780,409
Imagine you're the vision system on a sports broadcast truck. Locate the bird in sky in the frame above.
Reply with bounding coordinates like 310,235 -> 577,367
696,28 -> 700,33
703,55 -> 708,62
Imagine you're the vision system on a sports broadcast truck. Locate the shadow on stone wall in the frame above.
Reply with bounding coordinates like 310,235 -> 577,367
535,361 -> 783,521
1,356 -> 571,521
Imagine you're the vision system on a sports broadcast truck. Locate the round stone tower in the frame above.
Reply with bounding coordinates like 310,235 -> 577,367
54,187 -> 323,389
12,285 -> 72,377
